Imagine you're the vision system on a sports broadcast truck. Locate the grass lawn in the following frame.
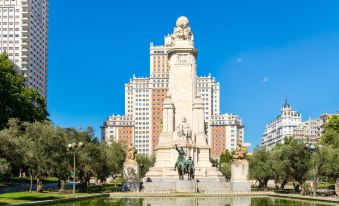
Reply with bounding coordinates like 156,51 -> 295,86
0,191 -> 90,206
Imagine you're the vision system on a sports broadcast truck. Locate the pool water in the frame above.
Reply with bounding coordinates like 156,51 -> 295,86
49,196 -> 337,206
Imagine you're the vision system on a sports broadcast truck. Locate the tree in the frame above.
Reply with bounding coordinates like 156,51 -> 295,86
0,119 -> 25,178
321,115 -> 339,148
320,115 -> 339,196
44,127 -> 68,190
283,139 -> 311,193
0,158 -> 10,175
0,52 -> 48,129
136,154 -> 156,178
105,142 -> 125,177
22,121 -> 59,192
219,149 -> 233,181
271,146 -> 291,190
249,146 -> 273,189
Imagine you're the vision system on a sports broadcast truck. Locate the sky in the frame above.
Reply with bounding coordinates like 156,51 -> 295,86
48,0 -> 339,150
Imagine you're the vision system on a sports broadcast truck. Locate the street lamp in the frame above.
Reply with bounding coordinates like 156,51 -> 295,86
67,142 -> 84,196
305,143 -> 323,197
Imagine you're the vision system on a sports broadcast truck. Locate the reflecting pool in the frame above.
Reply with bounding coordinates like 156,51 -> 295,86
49,196 -> 337,206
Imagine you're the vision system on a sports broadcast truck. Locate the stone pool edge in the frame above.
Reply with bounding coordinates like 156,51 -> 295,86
8,193 -> 109,206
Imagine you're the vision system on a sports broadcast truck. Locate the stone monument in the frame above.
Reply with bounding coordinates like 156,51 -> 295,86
143,16 -> 226,193
123,143 -> 140,191
230,145 -> 251,193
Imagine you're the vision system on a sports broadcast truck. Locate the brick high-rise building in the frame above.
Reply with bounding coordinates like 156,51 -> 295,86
0,0 -> 48,97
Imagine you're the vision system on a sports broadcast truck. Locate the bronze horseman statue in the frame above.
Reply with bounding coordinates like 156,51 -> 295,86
174,144 -> 195,180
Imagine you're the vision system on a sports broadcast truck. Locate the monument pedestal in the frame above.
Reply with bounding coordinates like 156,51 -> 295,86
123,160 -> 140,192
230,159 -> 251,193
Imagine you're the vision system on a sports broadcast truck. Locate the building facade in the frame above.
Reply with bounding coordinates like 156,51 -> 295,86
293,119 -> 320,144
209,114 -> 244,159
261,100 -> 302,149
102,21 -> 244,157
0,0 -> 48,97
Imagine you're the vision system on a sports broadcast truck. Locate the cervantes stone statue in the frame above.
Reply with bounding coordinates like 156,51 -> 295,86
123,143 -> 140,192
231,145 -> 251,192
126,142 -> 137,161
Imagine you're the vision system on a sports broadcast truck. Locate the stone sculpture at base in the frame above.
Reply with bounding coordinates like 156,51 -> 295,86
123,143 -> 140,192
230,145 -> 251,193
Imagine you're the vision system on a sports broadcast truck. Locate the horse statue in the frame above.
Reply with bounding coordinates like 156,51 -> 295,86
175,160 -> 186,180
174,144 -> 187,180
185,156 -> 195,180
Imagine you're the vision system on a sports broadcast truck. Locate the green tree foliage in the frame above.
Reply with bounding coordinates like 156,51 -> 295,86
104,142 -> 125,176
0,53 -> 48,129
281,139 -> 311,192
271,145 -> 291,189
0,158 -> 10,175
321,115 -> 339,148
0,119 -> 24,177
219,149 -> 233,181
248,147 -> 273,189
136,154 -> 156,178
22,121 -> 66,192
320,115 -> 339,194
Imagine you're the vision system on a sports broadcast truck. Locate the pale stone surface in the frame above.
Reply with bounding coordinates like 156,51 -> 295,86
230,159 -> 251,192
175,181 -> 197,193
123,161 -> 140,182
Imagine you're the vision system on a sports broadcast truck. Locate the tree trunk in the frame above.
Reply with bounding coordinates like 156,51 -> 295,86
281,180 -> 288,190
29,175 -> 33,192
335,177 -> 339,198
36,176 -> 44,192
57,176 -> 61,188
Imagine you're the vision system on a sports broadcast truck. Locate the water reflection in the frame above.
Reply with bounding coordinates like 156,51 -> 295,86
141,196 -> 250,206
51,197 -> 336,206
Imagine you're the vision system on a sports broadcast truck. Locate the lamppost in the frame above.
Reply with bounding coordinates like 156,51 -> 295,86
67,142 -> 84,196
305,143 -> 322,197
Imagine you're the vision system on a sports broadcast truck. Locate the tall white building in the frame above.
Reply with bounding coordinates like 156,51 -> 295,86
261,100 -> 302,149
0,0 -> 48,97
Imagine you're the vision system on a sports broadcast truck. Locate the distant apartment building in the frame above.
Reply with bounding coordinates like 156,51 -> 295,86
261,100 -> 302,149
209,114 -> 244,159
0,0 -> 49,97
260,100 -> 338,148
102,37 -> 244,156
293,119 -> 320,144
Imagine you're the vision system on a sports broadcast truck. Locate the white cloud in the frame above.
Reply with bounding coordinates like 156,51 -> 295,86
259,77 -> 269,83
244,142 -> 252,148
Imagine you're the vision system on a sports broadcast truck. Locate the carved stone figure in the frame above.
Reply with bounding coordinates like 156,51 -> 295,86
177,117 -> 192,140
126,143 -> 137,161
232,145 -> 248,160
168,16 -> 193,45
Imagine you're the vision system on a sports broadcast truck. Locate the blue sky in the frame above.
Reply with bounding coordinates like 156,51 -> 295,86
48,0 -> 339,149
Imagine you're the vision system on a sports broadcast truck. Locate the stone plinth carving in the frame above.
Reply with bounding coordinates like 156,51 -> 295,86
123,143 -> 140,192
